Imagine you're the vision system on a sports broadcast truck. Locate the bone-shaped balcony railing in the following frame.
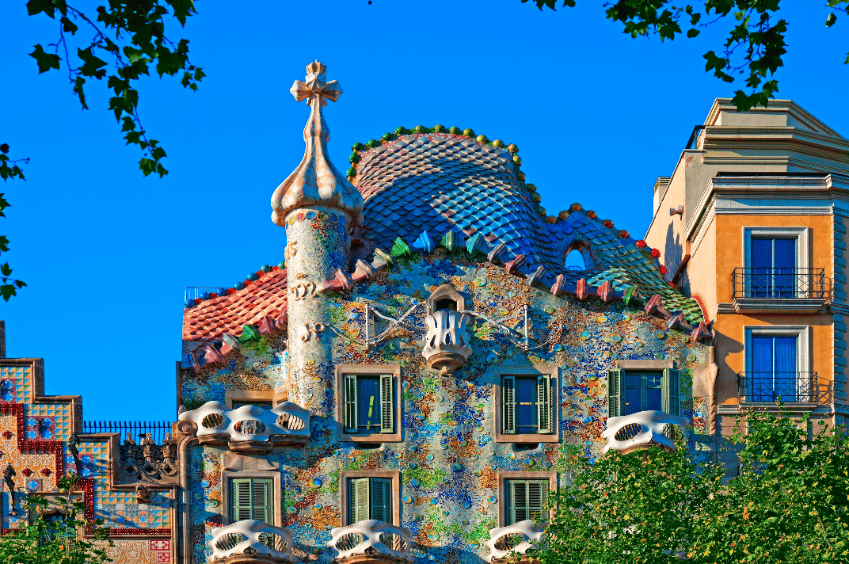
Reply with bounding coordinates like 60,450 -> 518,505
484,520 -> 546,563
601,410 -> 689,454
326,519 -> 414,562
208,520 -> 296,562
179,401 -> 310,449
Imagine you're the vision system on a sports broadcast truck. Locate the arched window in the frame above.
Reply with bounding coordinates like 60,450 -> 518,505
565,249 -> 586,271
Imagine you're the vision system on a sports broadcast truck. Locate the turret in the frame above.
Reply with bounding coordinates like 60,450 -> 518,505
271,61 -> 364,417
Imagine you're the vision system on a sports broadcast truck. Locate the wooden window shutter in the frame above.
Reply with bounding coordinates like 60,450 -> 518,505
349,478 -> 370,524
662,368 -> 681,416
370,478 -> 392,524
527,481 -> 548,522
380,374 -> 394,434
608,369 -> 625,418
537,374 -> 552,434
510,480 -> 529,524
502,375 -> 516,434
231,478 -> 253,522
252,479 -> 273,524
345,374 -> 357,433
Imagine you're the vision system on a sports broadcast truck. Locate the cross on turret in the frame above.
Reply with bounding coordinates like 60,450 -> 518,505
290,60 -> 342,108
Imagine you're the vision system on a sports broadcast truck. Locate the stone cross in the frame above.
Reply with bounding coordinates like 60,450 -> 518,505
290,60 -> 342,108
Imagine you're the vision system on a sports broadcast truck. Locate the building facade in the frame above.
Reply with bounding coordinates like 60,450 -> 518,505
1,63 -> 757,564
645,98 -> 849,447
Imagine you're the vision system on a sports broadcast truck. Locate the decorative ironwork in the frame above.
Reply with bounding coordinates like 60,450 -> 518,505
2,462 -> 17,516
737,371 -> 819,403
83,420 -> 172,444
732,268 -> 827,300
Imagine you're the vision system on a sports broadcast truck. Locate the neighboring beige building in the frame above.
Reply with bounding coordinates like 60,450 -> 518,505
646,98 -> 849,441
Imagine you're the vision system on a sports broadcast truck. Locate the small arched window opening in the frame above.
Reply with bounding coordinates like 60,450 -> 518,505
427,284 -> 466,314
565,249 -> 586,271
564,241 -> 596,271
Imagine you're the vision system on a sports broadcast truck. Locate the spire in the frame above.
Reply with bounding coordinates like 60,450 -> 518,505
271,61 -> 364,227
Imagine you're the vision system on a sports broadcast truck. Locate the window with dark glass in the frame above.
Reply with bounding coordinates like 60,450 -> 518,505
608,369 -> 680,417
501,375 -> 552,435
750,237 -> 796,298
749,334 -> 798,401
344,374 -> 394,434
231,400 -> 274,410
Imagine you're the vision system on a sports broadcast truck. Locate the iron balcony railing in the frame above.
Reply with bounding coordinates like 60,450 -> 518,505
82,420 -> 173,444
732,268 -> 826,300
737,372 -> 818,403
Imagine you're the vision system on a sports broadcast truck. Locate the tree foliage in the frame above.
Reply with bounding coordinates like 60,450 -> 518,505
25,0 -> 203,178
529,412 -> 849,564
0,143 -> 28,301
522,0 -> 849,111
0,474 -> 113,564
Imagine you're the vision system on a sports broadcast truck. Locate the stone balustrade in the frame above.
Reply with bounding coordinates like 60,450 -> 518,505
208,519 -> 296,563
602,410 -> 689,454
326,519 -> 413,563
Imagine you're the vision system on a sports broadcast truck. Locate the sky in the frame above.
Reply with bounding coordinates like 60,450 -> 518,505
0,0 -> 846,422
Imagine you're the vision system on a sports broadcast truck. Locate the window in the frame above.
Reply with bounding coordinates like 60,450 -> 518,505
502,375 -> 552,435
609,369 -> 680,417
742,227 -> 810,299
348,478 -> 392,523
230,478 -> 274,524
505,480 -> 549,525
498,472 -> 556,527
750,237 -> 796,298
495,367 -> 559,443
336,365 -> 402,442
743,326 -> 811,403
341,471 -> 400,526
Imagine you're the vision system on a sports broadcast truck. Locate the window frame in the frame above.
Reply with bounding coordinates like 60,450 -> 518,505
743,227 -> 809,272
335,364 -> 402,443
497,471 -> 556,528
340,470 -> 400,526
494,366 -> 559,444
221,470 -> 282,527
743,325 -> 812,404
609,360 -> 680,417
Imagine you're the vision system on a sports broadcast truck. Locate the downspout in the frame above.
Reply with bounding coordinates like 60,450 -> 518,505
176,420 -> 199,564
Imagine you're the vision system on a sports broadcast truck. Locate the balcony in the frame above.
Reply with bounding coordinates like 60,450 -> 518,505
731,268 -> 828,314
602,410 -> 689,454
326,520 -> 413,564
737,372 -> 821,404
485,520 -> 545,563
208,520 -> 296,563
178,401 -> 310,453
421,310 -> 472,376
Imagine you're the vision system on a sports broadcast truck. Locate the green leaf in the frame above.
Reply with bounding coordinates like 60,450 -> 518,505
26,0 -> 55,17
1,263 -> 13,277
687,28 -> 700,38
826,13 -> 837,27
77,47 -> 107,79
29,44 -> 60,74
139,158 -> 157,176
60,15 -> 78,33
73,76 -> 87,109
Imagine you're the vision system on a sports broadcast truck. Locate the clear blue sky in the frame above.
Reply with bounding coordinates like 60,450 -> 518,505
0,0 -> 846,422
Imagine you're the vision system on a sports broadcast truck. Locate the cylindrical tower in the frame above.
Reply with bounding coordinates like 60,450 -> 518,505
271,62 -> 364,417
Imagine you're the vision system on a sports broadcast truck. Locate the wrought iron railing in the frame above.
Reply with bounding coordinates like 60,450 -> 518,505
732,268 -> 826,300
737,372 -> 819,403
82,420 -> 173,444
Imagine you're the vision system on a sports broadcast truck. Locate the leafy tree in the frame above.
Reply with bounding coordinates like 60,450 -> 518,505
523,0 -> 849,111
528,411 -> 849,563
0,474 -> 113,564
2,0 -> 203,299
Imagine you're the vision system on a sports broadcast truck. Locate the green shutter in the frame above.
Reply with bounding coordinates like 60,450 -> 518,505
349,478 -> 370,524
527,480 -> 548,522
252,479 -> 273,524
345,374 -> 357,432
371,478 -> 392,523
380,374 -> 394,434
231,478 -> 253,522
231,478 -> 273,524
608,369 -> 625,418
663,368 -> 681,416
503,375 -> 516,434
537,374 -> 552,434
510,480 -> 528,524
